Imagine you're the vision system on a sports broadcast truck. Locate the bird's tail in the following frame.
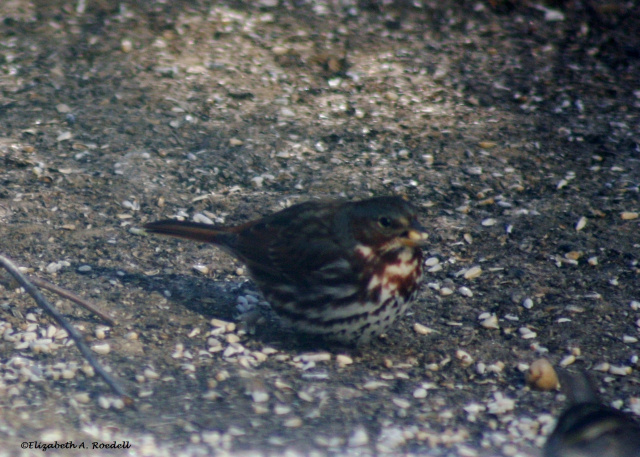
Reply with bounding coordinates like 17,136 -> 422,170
144,220 -> 233,244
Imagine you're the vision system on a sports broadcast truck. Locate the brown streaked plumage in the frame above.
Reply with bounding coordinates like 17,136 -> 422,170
144,196 -> 428,344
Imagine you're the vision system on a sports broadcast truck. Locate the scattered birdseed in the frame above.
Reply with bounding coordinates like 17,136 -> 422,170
82,364 -> 94,377
559,355 -> 575,367
392,398 -> 411,409
363,381 -> 389,390
274,404 -> 291,415
210,319 -> 231,329
456,350 -> 474,366
522,298 -> 533,309
297,391 -> 314,402
294,352 -> 331,363
486,392 -> 515,415
575,216 -> 587,231
121,39 -> 133,53
609,365 -> 632,376
348,426 -> 369,447
192,264 -> 209,275
336,354 -> 353,367
98,396 -> 110,409
283,417 -> 302,428
425,257 -> 440,267
171,344 -> 184,359
480,314 -> 499,329
91,342 -> 110,355
458,287 -> 473,297
565,251 -> 582,261
40,428 -> 63,442
621,211 -> 638,220
481,218 -> 497,226
593,362 -> 610,372
413,388 -> 427,399
201,391 -> 219,400
518,327 -> 537,339
464,266 -> 482,280
250,389 -> 269,403
74,392 -> 91,404
413,323 -> 434,335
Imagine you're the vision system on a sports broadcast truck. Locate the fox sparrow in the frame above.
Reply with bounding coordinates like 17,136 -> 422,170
544,371 -> 640,457
144,196 -> 428,344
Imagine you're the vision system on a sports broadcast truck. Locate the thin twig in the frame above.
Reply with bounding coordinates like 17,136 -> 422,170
27,275 -> 116,326
0,254 -> 133,406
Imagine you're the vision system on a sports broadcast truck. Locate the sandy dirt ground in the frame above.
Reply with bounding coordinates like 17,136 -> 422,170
0,1 -> 639,456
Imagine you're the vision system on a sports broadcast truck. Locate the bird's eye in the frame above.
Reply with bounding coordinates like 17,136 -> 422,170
378,216 -> 392,228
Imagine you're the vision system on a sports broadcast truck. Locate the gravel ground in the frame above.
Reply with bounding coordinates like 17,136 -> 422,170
0,1 -> 639,456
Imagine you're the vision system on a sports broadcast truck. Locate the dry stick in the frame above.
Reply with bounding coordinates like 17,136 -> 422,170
27,275 -> 116,326
0,254 -> 133,406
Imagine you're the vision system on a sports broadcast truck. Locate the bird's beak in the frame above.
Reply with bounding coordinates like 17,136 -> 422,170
401,220 -> 429,247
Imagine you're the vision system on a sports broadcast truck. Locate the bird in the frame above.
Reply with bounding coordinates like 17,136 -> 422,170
144,196 -> 429,344
543,370 -> 640,457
